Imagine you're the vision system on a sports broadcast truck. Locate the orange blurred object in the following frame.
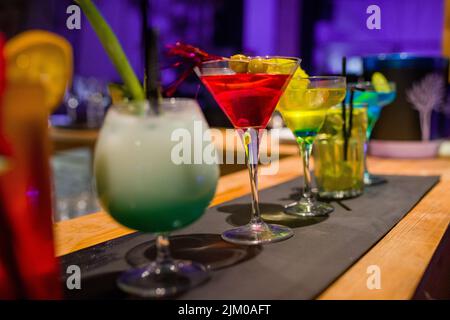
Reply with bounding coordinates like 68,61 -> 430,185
0,31 -> 72,299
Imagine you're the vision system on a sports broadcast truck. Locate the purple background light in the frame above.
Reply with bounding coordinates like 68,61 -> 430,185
243,0 -> 300,57
313,0 -> 445,74
4,0 -> 446,130
28,0 -> 441,80
76,0 -> 143,81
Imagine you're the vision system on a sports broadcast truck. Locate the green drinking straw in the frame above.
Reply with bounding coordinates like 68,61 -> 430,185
76,0 -> 145,101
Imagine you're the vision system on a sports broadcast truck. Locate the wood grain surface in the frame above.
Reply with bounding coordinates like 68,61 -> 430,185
54,154 -> 450,299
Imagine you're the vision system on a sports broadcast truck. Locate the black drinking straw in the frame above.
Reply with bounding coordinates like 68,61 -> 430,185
344,87 -> 365,161
146,28 -> 160,111
341,57 -> 347,160
142,0 -> 160,113
344,88 -> 355,160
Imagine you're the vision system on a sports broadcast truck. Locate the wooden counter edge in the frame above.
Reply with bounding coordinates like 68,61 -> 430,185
54,156 -> 450,300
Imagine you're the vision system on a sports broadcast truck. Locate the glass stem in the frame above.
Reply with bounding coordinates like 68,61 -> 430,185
155,233 -> 177,271
239,128 -> 263,225
363,140 -> 370,176
364,112 -> 376,177
299,139 -> 314,202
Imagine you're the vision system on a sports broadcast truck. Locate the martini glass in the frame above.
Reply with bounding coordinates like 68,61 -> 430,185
346,82 -> 396,185
278,76 -> 346,217
195,56 -> 300,245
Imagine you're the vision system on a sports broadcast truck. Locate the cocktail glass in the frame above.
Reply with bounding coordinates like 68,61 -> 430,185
313,103 -> 368,199
0,83 -> 62,299
195,57 -> 300,245
278,76 -> 346,217
346,82 -> 396,185
94,98 -> 219,297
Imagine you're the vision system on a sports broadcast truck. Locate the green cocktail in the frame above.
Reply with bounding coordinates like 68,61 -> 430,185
95,99 -> 218,232
79,0 -> 218,299
94,98 -> 219,297
346,80 -> 396,185
95,101 -> 218,233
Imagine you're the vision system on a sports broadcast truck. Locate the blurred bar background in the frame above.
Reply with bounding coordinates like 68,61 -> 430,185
0,0 -> 448,221
0,0 -> 444,86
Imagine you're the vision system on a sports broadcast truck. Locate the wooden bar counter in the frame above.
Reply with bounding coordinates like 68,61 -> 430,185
53,151 -> 450,299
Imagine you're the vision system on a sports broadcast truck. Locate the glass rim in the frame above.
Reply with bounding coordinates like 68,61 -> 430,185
293,75 -> 346,81
287,76 -> 346,89
329,102 -> 369,109
198,56 -> 301,67
110,97 -> 200,116
112,97 -> 197,106
348,81 -> 396,88
343,102 -> 369,108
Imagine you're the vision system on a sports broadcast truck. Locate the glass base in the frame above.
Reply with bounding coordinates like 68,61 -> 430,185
221,222 -> 293,245
117,260 -> 209,298
318,189 -> 363,200
284,199 -> 334,217
364,172 -> 387,186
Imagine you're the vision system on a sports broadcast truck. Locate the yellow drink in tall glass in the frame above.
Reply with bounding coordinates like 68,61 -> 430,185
314,106 -> 367,199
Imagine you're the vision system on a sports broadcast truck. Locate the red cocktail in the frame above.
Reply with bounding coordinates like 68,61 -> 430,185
0,30 -> 72,299
201,73 -> 289,128
196,56 -> 300,245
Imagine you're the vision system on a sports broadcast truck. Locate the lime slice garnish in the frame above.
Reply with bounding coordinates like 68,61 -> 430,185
293,65 -> 308,78
265,58 -> 305,77
372,72 -> 390,93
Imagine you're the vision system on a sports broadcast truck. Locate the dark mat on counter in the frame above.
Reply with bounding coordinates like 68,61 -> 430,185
60,175 -> 439,299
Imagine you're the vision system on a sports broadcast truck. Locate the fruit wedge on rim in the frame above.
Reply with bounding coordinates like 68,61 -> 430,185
372,72 -> 391,93
5,30 -> 73,112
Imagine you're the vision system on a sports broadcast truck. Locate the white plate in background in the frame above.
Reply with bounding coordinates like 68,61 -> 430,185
369,140 -> 442,159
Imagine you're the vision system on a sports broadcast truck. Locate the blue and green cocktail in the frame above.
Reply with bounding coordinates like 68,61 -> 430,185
346,78 -> 396,185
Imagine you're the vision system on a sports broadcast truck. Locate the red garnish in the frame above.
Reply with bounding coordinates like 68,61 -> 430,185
164,42 -> 222,97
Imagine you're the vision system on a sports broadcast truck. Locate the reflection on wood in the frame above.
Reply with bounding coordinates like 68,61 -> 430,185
54,150 -> 450,299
